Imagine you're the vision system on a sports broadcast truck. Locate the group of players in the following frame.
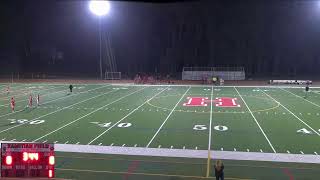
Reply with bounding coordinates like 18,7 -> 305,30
4,84 -> 74,112
4,86 -> 40,112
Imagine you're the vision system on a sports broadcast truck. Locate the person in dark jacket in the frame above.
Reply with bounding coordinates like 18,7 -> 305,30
69,84 -> 73,93
214,160 -> 224,180
305,84 -> 309,99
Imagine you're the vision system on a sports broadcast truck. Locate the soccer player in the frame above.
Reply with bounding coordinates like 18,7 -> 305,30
69,84 -> 73,93
10,97 -> 15,112
28,94 -> 33,108
36,94 -> 40,106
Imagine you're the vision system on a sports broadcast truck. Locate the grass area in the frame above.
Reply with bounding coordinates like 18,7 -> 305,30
0,83 -> 320,179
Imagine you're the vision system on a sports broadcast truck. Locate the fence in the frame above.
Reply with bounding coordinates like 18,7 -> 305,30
182,67 -> 245,80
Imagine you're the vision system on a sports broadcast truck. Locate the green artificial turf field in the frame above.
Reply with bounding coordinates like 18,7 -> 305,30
0,83 -> 320,179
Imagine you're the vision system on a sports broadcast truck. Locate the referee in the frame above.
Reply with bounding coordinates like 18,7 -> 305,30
69,84 -> 73,93
305,84 -> 309,99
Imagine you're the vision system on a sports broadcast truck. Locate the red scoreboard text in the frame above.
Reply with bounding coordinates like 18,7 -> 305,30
1,143 -> 55,178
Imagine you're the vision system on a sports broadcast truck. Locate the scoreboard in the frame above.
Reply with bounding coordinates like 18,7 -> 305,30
1,143 -> 55,178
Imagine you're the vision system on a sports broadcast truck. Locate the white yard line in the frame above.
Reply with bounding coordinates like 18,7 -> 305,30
0,85 -> 109,118
88,87 -> 170,145
208,86 -> 214,151
260,89 -> 320,136
234,87 -> 277,153
146,87 -> 191,147
281,88 -> 320,108
33,87 -> 147,142
0,85 -> 115,134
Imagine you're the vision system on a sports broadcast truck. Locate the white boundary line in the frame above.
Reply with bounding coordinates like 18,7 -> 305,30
281,88 -> 320,108
260,89 -> 320,136
33,87 -> 147,142
146,87 -> 191,147
208,86 -> 213,151
0,84 -> 109,118
48,144 -> 320,164
88,86 -> 170,145
0,140 -> 319,164
234,87 -> 277,153
0,85 -> 114,134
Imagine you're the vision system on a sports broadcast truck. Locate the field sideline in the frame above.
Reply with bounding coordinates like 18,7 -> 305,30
0,83 -> 320,157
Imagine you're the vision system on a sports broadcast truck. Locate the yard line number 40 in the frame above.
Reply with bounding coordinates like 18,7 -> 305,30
8,119 -> 45,124
297,128 -> 320,134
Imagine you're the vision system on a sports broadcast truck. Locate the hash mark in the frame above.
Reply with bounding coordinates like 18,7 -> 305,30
170,146 -> 173,149
21,139 -> 26,142
110,143 -> 114,146
64,141 -> 69,144
287,150 -> 290,154
98,143 -> 102,146
1,138 -> 6,140
314,152 -> 318,155
195,147 -> 198,150
247,149 -> 249,152
54,141 -> 58,143
260,149 -> 263,153
234,148 -> 236,151
76,142 -> 80,144
42,140 -> 47,143
300,151 -> 304,154
221,148 -> 223,151
122,144 -> 126,147
134,144 -> 137,147
11,139 -> 16,141
183,146 -> 185,149
158,145 -> 161,148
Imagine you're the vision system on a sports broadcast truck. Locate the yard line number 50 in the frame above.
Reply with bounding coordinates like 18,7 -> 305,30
193,125 -> 228,131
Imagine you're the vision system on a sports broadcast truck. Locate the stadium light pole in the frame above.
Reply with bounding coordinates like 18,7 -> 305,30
89,0 -> 110,79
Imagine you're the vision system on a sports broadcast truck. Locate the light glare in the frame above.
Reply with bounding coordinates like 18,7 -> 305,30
89,1 -> 110,16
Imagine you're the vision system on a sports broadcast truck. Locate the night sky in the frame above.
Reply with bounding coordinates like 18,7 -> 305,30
1,0 -> 320,78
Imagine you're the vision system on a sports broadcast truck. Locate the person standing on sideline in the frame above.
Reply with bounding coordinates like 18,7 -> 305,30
214,160 -> 224,180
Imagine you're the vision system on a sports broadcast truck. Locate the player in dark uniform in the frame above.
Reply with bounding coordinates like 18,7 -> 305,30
305,84 -> 310,99
69,84 -> 73,93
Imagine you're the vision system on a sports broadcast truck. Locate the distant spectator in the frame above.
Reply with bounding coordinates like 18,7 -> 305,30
214,160 -> 224,180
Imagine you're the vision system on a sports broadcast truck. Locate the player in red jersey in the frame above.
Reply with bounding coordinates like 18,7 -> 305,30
36,94 -> 40,106
28,94 -> 33,108
10,97 -> 15,112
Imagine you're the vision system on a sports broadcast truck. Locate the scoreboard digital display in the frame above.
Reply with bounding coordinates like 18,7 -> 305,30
1,143 -> 55,178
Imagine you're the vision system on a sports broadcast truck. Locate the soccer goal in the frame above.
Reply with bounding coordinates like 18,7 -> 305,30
104,72 -> 121,80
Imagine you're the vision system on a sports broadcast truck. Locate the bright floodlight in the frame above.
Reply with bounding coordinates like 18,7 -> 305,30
89,0 -> 110,16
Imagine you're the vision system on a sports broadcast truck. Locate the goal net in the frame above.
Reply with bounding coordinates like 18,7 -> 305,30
104,72 -> 121,80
